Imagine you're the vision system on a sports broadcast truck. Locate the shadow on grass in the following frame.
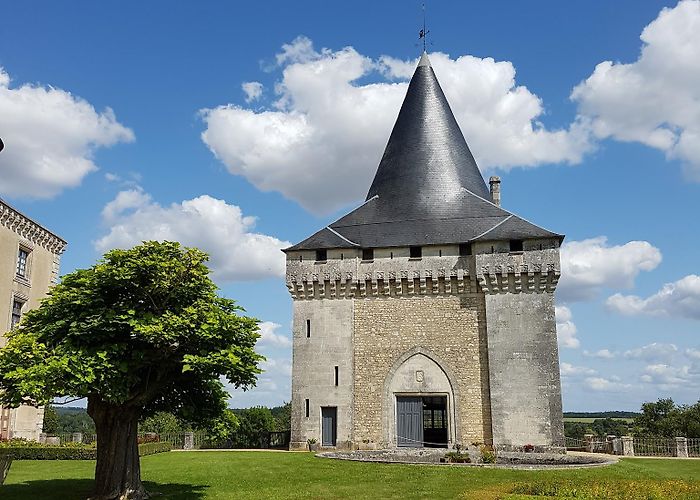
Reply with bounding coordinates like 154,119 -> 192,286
1,479 -> 208,499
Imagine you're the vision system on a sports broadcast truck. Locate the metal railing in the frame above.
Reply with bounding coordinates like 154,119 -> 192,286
632,437 -> 675,457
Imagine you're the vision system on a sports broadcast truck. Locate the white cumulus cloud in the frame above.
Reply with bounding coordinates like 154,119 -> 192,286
624,343 -> 679,363
640,364 -> 697,389
555,305 -> 580,348
558,237 -> 662,301
242,82 -> 263,103
95,188 -> 290,282
572,0 -> 700,180
201,37 -> 591,214
584,376 -> 631,392
607,274 -> 700,320
583,349 -> 616,359
257,321 -> 292,348
561,362 -> 596,376
0,67 -> 133,199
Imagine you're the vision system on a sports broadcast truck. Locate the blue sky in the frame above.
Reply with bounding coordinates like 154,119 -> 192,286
1,1 -> 698,411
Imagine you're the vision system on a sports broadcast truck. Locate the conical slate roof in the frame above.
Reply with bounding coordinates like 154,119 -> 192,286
286,53 -> 561,251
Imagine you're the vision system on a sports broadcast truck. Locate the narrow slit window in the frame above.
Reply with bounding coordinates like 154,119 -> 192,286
340,253 -> 344,260
305,399 -> 310,418
315,249 -> 327,262
439,249 -> 442,257
306,319 -> 311,338
459,243 -> 472,256
509,239 -> 524,252
334,366 -> 339,386
299,255 -> 303,262
409,246 -> 422,258
362,248 -> 374,261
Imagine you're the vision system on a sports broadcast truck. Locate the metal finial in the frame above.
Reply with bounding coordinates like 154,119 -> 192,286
419,3 -> 429,52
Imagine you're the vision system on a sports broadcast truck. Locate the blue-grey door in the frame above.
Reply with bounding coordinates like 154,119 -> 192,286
321,407 -> 337,447
397,396 -> 423,447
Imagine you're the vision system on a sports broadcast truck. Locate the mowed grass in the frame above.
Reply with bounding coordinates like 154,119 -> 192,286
3,451 -> 700,499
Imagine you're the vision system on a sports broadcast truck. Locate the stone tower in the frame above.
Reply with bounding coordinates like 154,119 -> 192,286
284,53 -> 565,452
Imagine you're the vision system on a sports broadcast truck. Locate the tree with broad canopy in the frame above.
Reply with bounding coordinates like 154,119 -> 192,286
0,241 -> 263,499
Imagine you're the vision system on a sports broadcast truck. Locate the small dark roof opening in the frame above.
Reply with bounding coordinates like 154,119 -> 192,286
362,248 -> 374,261
509,239 -> 524,252
459,243 -> 472,256
315,249 -> 327,262
409,246 -> 422,259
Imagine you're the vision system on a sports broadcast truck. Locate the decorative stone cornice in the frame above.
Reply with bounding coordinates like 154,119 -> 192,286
475,250 -> 560,295
286,268 -> 477,300
0,200 -> 67,255
286,248 -> 561,300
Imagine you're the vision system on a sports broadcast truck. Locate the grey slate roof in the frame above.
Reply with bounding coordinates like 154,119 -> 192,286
286,53 -> 562,251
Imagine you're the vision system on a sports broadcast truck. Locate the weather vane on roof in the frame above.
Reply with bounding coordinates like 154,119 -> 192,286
419,3 -> 429,52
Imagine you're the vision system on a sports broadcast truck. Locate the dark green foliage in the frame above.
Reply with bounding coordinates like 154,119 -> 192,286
0,241 -> 263,423
0,241 -> 263,497
0,439 -> 171,460
564,411 -> 641,419
136,442 -> 172,457
232,406 -> 276,448
565,418 -> 631,439
271,402 -> 291,431
42,405 -> 59,435
54,407 -> 96,434
139,411 -> 189,435
633,399 -> 700,437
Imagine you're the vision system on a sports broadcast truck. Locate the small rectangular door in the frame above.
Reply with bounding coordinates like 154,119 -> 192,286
321,407 -> 337,447
397,396 -> 423,447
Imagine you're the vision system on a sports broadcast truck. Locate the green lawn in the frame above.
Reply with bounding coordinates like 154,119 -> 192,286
3,451 -> 700,499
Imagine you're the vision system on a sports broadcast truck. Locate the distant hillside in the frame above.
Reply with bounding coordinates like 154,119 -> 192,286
55,406 -> 88,416
563,411 -> 640,419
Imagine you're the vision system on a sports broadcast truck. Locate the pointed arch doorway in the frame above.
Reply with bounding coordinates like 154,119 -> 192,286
384,350 -> 457,448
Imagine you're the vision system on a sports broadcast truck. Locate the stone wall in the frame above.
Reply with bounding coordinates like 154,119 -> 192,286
289,299 -> 354,450
0,201 -> 65,441
476,248 -> 565,452
353,294 -> 492,448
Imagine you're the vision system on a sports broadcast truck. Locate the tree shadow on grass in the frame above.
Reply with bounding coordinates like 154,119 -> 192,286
1,479 -> 208,499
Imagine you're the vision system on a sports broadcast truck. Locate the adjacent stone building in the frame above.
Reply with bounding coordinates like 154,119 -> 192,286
285,53 -> 565,452
0,198 -> 66,440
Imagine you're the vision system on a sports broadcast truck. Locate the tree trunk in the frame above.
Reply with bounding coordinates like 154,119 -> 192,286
87,398 -> 146,500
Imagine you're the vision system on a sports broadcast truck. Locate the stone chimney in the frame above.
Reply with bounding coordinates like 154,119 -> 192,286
489,176 -> 501,207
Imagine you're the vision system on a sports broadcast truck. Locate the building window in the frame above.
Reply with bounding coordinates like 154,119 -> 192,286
510,239 -> 524,252
299,255 -> 303,262
340,253 -> 344,260
409,246 -> 422,259
459,243 -> 472,256
362,248 -> 374,261
305,399 -> 310,418
11,299 -> 24,329
16,248 -> 30,277
334,366 -> 339,386
315,249 -> 327,262
306,319 -> 311,338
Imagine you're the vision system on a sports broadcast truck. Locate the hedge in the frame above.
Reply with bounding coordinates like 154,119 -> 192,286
0,441 -> 172,460
138,441 -> 172,456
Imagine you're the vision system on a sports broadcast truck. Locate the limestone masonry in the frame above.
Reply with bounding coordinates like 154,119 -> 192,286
284,52 -> 565,452
0,198 -> 66,440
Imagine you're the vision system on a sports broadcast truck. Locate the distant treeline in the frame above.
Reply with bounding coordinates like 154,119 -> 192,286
563,411 -> 641,419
